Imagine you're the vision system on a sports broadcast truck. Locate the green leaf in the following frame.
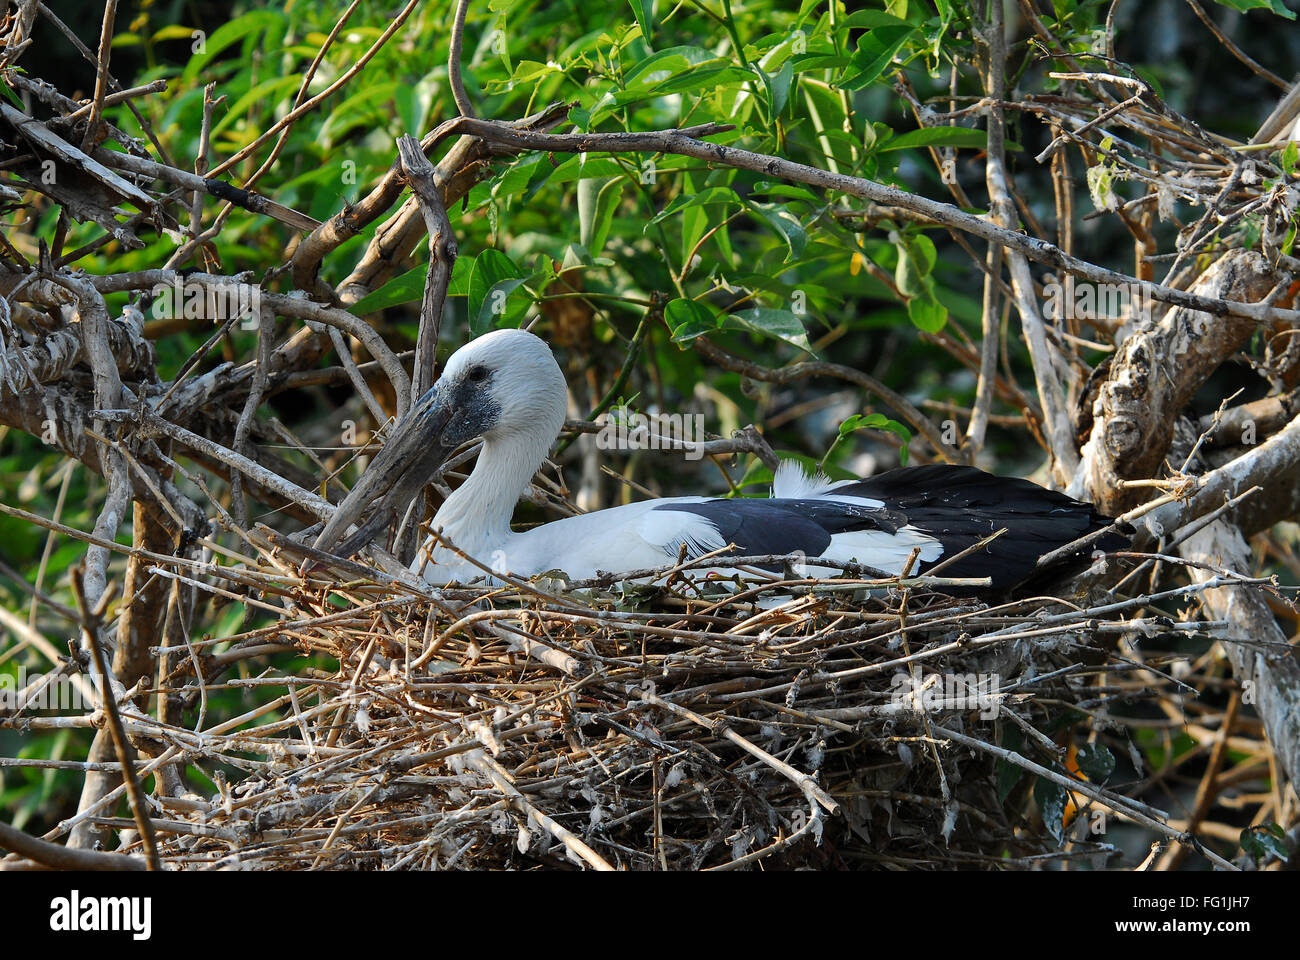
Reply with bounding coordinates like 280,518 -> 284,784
0,79 -> 22,108
546,155 -> 625,185
789,52 -> 852,73
894,237 -> 927,297
1210,0 -> 1295,18
895,231 -> 945,332
1240,823 -> 1290,864
1280,140 -> 1299,179
665,298 -> 723,342
649,186 -> 744,225
1087,137 -> 1120,212
907,294 -> 947,333
751,182 -> 820,204
395,72 -> 439,138
657,65 -> 751,95
494,154 -> 547,205
587,44 -> 752,122
486,59 -> 562,95
877,126 -> 988,152
587,178 -> 625,258
840,9 -> 923,29
677,171 -> 707,269
1034,776 -> 1069,845
447,255 -> 475,297
728,307 -> 812,352
621,46 -> 727,88
468,250 -> 525,335
348,264 -> 428,315
212,76 -> 306,138
472,278 -> 527,335
628,0 -> 654,45
837,413 -> 912,463
183,10 -> 285,83
841,22 -> 916,91
765,60 -> 794,117
749,202 -> 806,262
666,302 -> 811,352
1074,742 -> 1115,783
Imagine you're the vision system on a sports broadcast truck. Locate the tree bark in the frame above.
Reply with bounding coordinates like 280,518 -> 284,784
1180,521 -> 1300,794
1074,249 -> 1278,514
67,505 -> 172,850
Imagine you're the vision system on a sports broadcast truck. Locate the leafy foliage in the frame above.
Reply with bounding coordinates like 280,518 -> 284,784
2,0 -> 1297,862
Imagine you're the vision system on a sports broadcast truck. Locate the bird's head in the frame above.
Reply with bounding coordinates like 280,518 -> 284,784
431,327 -> 568,449
309,328 -> 568,560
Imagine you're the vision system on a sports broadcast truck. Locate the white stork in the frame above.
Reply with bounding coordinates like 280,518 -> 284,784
313,329 -> 1123,590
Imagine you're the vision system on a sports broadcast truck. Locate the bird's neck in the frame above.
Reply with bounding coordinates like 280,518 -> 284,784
430,428 -> 552,558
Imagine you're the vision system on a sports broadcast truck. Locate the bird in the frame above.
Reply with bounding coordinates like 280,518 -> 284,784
312,328 -> 1126,592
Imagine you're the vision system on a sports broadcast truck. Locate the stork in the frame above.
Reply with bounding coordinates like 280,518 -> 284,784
313,329 -> 1124,590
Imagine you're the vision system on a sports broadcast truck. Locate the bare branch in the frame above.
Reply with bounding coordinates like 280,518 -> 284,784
396,134 -> 457,400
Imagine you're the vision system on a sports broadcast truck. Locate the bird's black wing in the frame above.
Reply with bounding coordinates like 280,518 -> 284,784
836,464 -> 1129,589
652,498 -> 907,568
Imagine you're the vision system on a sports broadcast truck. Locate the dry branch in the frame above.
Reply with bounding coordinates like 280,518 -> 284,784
1076,250 -> 1282,515
1180,522 -> 1300,795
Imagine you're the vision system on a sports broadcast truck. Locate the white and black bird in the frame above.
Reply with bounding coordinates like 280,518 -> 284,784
313,329 -> 1125,591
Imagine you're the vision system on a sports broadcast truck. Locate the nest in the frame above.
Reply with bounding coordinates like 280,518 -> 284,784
89,533 -> 1185,872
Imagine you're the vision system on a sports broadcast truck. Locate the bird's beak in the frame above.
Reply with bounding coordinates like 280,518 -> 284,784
311,383 -> 457,559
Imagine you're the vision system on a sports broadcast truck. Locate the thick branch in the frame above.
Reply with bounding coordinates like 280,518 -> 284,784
1180,522 -> 1300,795
431,116 -> 1300,328
1074,250 -> 1280,514
396,135 -> 456,400
0,820 -> 145,871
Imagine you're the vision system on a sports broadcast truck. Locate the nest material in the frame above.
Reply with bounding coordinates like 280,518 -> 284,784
102,537 -> 1178,871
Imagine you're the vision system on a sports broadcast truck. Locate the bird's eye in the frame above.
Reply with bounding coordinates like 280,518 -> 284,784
467,365 -> 489,383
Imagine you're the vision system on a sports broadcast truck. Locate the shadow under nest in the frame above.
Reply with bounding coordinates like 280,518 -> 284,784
129,542 -> 1158,871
